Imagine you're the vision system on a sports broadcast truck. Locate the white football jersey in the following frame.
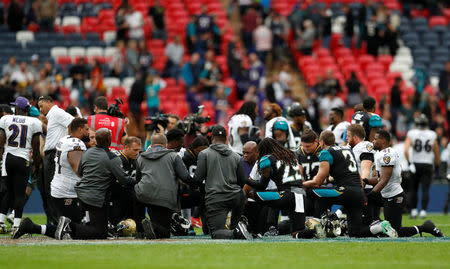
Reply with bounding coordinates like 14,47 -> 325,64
326,121 -> 350,146
374,147 -> 403,198
392,142 -> 410,172
51,135 -> 87,198
228,114 -> 253,154
407,129 -> 437,165
352,141 -> 375,189
0,115 -> 43,161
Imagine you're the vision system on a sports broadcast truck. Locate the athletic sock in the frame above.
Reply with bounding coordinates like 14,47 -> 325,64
369,222 -> 382,234
0,213 -> 6,223
13,218 -> 21,227
414,226 -> 420,234
40,225 -> 46,235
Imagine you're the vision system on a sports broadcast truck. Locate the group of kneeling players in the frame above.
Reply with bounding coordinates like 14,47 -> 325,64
0,96 -> 444,241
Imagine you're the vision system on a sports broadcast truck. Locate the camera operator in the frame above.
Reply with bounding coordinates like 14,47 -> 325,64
109,136 -> 141,225
143,114 -> 169,150
87,96 -> 127,150
167,114 -> 181,131
183,105 -> 211,147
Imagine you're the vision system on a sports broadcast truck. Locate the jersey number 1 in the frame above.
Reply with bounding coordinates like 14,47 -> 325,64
7,124 -> 28,148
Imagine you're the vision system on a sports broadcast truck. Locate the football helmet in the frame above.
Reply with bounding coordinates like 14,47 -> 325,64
116,219 -> 137,237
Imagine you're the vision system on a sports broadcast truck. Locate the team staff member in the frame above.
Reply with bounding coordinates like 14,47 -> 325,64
0,97 -> 43,235
194,125 -> 251,240
134,134 -> 193,239
54,128 -> 136,240
302,131 -> 397,238
371,130 -> 443,237
289,105 -> 312,148
87,96 -> 127,150
38,95 -> 74,225
12,118 -> 90,240
109,136 -> 141,225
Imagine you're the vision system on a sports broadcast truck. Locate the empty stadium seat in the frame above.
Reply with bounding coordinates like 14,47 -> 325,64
51,47 -> 68,59
16,31 -> 34,46
68,47 -> 86,58
62,16 -> 81,26
104,47 -> 117,58
86,47 -> 104,57
103,31 -> 116,45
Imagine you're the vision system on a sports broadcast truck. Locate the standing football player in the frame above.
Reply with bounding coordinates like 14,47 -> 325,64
371,130 -> 443,237
326,107 -> 349,146
351,97 -> 382,141
0,97 -> 43,236
346,124 -> 381,225
288,105 -> 312,148
302,130 -> 397,238
404,114 -> 440,219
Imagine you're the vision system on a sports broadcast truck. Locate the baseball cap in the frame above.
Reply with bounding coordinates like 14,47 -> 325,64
288,106 -> 306,117
31,54 -> 39,61
211,125 -> 227,138
273,120 -> 289,132
10,96 -> 30,110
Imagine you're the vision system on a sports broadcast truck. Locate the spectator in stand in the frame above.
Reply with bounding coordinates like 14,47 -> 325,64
10,61 -> 33,86
182,53 -> 203,88
297,19 -> 315,55
69,58 -> 89,108
200,60 -> 223,100
148,0 -> 166,41
138,40 -> 153,74
265,73 -> 285,105
390,76 -> 403,137
241,7 -> 260,51
318,8 -> 332,48
346,71 -> 364,107
2,56 -> 19,77
323,69 -> 342,94
248,52 -> 265,90
186,85 -> 203,114
213,85 -> 229,126
211,15 -> 222,55
25,0 -> 38,26
109,41 -> 126,79
0,75 -> 15,104
186,15 -> 198,55
128,73 -> 146,133
203,50 -> 216,71
145,70 -> 166,116
43,60 -> 58,81
91,60 -> 105,96
29,54 -> 40,81
384,22 -> 398,56
253,16 -> 272,63
115,6 -> 129,42
163,35 -> 184,80
126,5 -> 144,41
365,15 -> 380,56
439,61 -> 450,98
278,63 -> 292,90
343,4 -> 354,48
227,35 -> 242,78
33,69 -> 51,96
269,12 -> 288,56
126,40 -> 140,76
196,4 -> 213,36
311,74 -> 326,96
319,90 -> 344,120
234,61 -> 251,100
7,0 -> 24,31
35,0 -> 56,32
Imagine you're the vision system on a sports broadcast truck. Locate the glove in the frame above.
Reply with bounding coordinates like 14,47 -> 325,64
409,163 -> 416,174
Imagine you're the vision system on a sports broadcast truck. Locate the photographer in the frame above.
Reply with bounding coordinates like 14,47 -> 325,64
87,96 -> 127,150
143,114 -> 169,151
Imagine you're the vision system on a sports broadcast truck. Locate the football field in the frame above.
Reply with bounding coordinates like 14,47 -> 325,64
1,214 -> 449,268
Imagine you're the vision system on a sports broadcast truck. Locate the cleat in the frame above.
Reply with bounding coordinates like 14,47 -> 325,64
0,223 -> 8,234
6,212 -> 14,225
12,218 -> 34,239
380,220 -> 398,238
55,216 -> 72,240
235,221 -> 252,240
314,223 -> 326,239
419,210 -> 427,219
263,226 -> 278,237
10,226 -> 18,239
141,218 -> 156,239
191,217 -> 202,228
421,220 -> 443,237
410,208 -> 418,219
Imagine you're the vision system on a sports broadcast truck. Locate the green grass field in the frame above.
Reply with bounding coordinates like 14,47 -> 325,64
1,214 -> 449,268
